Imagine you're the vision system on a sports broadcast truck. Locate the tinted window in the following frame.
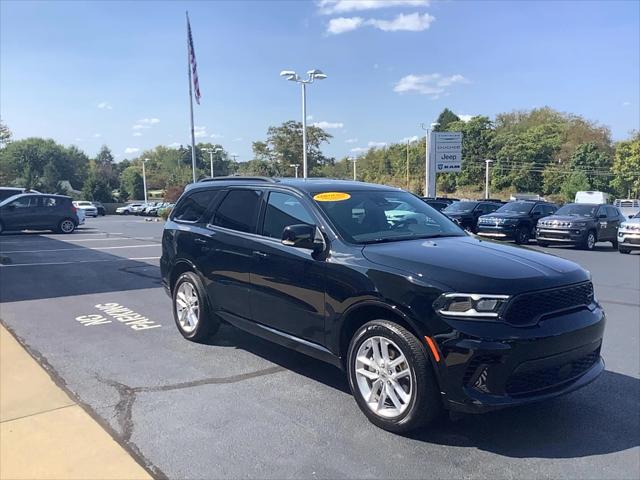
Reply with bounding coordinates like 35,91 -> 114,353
531,205 -> 544,215
443,201 -> 477,213
496,202 -> 535,214
212,189 -> 262,233
42,197 -> 60,207
7,196 -> 37,208
556,204 -> 597,217
543,205 -> 556,215
173,190 -> 216,222
314,190 -> 464,244
607,206 -> 620,218
262,192 -> 314,239
479,203 -> 499,214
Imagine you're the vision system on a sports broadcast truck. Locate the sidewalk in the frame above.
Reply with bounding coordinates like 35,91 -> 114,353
0,325 -> 151,480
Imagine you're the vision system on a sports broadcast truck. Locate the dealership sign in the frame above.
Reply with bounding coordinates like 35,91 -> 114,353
434,132 -> 462,173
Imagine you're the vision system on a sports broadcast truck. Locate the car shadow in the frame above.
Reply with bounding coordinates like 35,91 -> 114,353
0,232 -> 161,302
207,323 -> 639,459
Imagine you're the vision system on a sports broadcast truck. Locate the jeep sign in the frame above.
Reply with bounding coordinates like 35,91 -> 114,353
434,132 -> 462,172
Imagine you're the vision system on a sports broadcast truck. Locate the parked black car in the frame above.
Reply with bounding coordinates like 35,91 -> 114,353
0,193 -> 79,234
421,197 -> 456,212
93,201 -> 106,216
161,178 -> 605,432
536,203 -> 625,250
477,200 -> 557,244
0,187 -> 40,202
441,200 -> 502,232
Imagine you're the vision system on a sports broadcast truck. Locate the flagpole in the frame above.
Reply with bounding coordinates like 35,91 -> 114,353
187,12 -> 197,183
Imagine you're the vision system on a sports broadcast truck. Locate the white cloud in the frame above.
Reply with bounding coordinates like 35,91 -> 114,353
306,115 -> 313,121
139,117 -> 160,125
312,121 -> 344,129
345,138 -> 358,144
97,101 -> 112,110
194,126 -> 208,138
132,124 -> 150,130
92,133 -> 102,138
318,0 -> 428,15
368,12 -> 434,32
210,133 -> 223,139
457,114 -> 474,122
401,135 -> 419,143
368,141 -> 387,148
622,101 -> 631,107
350,147 -> 368,153
393,73 -> 469,98
124,147 -> 139,155
233,137 -> 243,142
133,132 -> 143,137
167,142 -> 182,149
327,16 -> 364,34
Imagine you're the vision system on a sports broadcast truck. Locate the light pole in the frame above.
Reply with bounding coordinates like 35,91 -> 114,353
204,147 -> 223,178
484,159 -> 493,199
142,158 -> 149,203
279,69 -> 327,179
420,122 -> 440,197
406,139 -> 410,191
351,157 -> 357,181
289,163 -> 299,178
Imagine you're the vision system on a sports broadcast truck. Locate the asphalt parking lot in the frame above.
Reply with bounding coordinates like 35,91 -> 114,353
1,216 -> 638,479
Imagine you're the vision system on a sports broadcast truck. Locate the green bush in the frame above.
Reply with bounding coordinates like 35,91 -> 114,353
159,206 -> 172,220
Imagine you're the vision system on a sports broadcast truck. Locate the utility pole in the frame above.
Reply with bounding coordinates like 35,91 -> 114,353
142,158 -> 148,203
485,159 -> 494,199
351,157 -> 357,181
406,139 -> 410,191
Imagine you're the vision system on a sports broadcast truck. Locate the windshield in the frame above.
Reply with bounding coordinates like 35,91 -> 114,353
443,201 -> 477,213
496,202 -> 534,214
0,194 -> 23,207
313,190 -> 465,244
555,204 -> 597,217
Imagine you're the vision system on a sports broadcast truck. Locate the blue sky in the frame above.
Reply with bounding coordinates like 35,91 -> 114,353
1,0 -> 639,162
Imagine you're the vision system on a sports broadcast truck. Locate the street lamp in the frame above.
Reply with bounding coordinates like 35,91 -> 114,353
484,159 -> 494,199
289,163 -> 300,178
280,68 -> 327,179
142,158 -> 149,203
420,122 -> 440,197
204,147 -> 223,178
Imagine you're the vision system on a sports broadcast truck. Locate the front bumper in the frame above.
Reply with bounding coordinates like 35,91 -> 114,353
536,227 -> 587,244
618,231 -> 640,248
433,306 -> 605,413
477,224 -> 517,239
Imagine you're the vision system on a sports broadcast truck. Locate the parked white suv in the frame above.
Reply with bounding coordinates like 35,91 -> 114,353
73,201 -> 98,217
115,203 -> 144,215
617,211 -> 640,254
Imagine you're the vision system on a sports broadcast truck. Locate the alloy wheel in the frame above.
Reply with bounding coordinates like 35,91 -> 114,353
587,233 -> 595,249
175,281 -> 200,333
60,219 -> 75,233
354,336 -> 413,418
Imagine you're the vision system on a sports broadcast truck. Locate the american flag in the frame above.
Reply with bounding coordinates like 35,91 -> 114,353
187,15 -> 201,105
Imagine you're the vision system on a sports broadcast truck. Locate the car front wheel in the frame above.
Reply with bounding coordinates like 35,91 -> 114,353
172,272 -> 220,341
347,320 -> 442,433
515,226 -> 529,244
581,231 -> 596,250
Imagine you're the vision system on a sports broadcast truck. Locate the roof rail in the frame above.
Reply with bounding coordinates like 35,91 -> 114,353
198,176 -> 277,183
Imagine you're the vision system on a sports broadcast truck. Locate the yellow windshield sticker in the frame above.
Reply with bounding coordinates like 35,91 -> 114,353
313,192 -> 351,202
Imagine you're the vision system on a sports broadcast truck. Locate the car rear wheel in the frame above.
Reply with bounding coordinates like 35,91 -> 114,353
515,226 -> 529,244
172,272 -> 220,342
347,320 -> 442,433
581,231 -> 596,250
57,218 -> 76,234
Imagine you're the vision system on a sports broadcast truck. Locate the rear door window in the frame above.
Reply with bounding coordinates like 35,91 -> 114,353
212,189 -> 262,233
172,190 -> 217,223
262,192 -> 314,239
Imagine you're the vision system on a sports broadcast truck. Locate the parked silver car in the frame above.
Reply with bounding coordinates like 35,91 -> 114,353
617,211 -> 640,254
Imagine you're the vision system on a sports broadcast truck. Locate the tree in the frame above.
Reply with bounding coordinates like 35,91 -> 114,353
435,108 -> 460,131
561,171 -> 590,202
41,161 -> 63,194
444,116 -> 495,190
611,132 -> 640,197
120,166 -> 144,200
568,143 -> 612,192
82,174 -> 113,202
0,119 -> 12,148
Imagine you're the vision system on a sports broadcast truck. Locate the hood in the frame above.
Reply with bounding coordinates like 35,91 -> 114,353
482,211 -> 527,219
623,217 -> 640,225
362,236 -> 588,295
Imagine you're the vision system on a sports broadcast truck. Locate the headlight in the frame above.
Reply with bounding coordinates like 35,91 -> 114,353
433,293 -> 510,319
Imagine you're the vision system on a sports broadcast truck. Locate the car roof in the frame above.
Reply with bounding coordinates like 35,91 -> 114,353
187,177 -> 401,195
6,193 -> 71,200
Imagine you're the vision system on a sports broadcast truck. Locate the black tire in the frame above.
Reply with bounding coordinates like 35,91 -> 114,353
57,218 -> 76,234
346,320 -> 443,433
123,210 -> 130,215
619,246 -> 631,254
537,241 -> 549,248
581,230 -> 596,250
514,226 -> 529,245
611,238 -> 618,248
172,272 -> 220,342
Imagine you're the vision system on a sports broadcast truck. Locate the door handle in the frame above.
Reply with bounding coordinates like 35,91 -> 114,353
194,238 -> 207,245
253,250 -> 268,258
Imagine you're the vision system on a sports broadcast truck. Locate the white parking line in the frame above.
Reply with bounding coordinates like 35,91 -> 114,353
0,236 -> 159,245
1,244 -> 159,254
0,256 -> 160,267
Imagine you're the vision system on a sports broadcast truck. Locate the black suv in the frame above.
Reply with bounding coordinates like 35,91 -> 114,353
0,193 -> 79,234
421,197 -> 457,212
477,200 -> 557,244
536,203 -> 625,250
161,178 -> 604,432
441,200 -> 502,232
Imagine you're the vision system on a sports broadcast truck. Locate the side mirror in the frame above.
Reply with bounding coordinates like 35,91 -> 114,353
282,224 -> 325,252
